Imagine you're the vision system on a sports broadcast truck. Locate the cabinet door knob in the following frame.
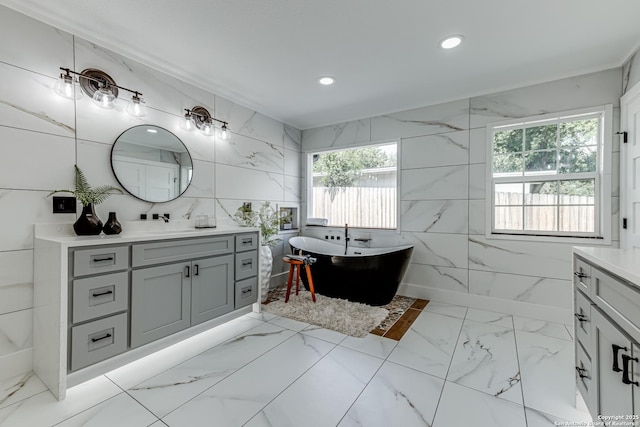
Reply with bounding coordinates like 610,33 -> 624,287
621,354 -> 639,386
612,344 -> 628,372
573,271 -> 587,279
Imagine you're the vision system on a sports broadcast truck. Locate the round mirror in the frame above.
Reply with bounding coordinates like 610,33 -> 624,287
111,125 -> 193,203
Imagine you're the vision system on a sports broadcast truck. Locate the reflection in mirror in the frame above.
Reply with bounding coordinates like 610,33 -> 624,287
111,125 -> 193,203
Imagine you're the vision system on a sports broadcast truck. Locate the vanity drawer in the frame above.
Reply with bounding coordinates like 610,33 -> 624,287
72,272 -> 128,324
235,251 -> 258,281
235,277 -> 258,309
132,236 -> 233,267
573,256 -> 591,295
70,312 -> 127,372
591,267 -> 640,342
574,289 -> 592,350
236,233 -> 258,252
73,245 -> 129,277
575,341 -> 595,413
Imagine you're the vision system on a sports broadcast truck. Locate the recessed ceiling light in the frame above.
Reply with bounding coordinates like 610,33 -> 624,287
440,35 -> 463,49
318,76 -> 336,86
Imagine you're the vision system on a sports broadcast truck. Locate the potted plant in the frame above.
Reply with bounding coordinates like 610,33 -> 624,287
48,165 -> 122,235
234,202 -> 289,301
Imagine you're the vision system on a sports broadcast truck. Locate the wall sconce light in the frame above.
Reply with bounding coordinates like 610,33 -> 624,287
54,67 -> 146,117
53,68 -> 82,100
183,106 -> 229,140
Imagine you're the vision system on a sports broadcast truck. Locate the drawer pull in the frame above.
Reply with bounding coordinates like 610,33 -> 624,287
92,290 -> 114,298
241,238 -> 253,244
612,344 -> 627,372
573,271 -> 587,279
194,264 -> 199,276
621,354 -> 639,386
575,366 -> 590,379
185,266 -> 190,278
93,256 -> 114,262
242,260 -> 252,267
574,313 -> 588,322
91,333 -> 112,343
241,287 -> 252,295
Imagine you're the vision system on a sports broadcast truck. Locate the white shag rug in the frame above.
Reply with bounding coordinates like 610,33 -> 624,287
263,291 -> 389,338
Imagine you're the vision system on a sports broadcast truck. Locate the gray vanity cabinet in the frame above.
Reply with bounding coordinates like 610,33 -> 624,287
130,236 -> 237,348
34,228 -> 259,400
130,262 -> 192,348
590,307 -> 635,417
573,253 -> 640,421
190,254 -> 234,325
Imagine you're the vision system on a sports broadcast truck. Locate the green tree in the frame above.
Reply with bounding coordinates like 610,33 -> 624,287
313,146 -> 395,200
493,118 -> 598,197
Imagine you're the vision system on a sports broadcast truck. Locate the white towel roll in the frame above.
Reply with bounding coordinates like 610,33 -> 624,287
306,217 -> 328,226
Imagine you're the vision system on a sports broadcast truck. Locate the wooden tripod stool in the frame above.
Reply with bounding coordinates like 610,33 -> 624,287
282,256 -> 316,303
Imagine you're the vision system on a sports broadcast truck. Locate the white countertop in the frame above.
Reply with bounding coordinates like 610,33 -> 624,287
35,221 -> 259,248
573,246 -> 640,285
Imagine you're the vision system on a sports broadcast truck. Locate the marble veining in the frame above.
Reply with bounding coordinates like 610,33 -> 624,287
0,305 -> 594,426
401,131 -> 469,170
405,264 -> 469,293
400,200 -> 468,234
338,361 -> 443,427
387,311 -> 463,379
1,99 -> 74,134
216,133 -> 284,174
447,320 -> 521,405
468,236 -> 572,280
301,119 -> 370,150
404,233 -> 468,269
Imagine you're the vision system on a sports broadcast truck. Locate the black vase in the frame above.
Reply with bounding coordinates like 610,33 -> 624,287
103,212 -> 122,235
73,203 -> 103,236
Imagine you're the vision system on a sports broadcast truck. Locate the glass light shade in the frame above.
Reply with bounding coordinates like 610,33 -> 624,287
54,74 -> 81,100
200,120 -> 214,136
92,86 -> 116,109
126,95 -> 146,117
182,113 -> 195,131
220,124 -> 229,140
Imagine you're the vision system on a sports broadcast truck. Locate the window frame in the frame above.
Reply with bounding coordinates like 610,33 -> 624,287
305,139 -> 400,230
485,105 -> 612,244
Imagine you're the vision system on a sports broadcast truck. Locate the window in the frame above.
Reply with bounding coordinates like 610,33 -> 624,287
487,106 -> 611,240
308,142 -> 398,229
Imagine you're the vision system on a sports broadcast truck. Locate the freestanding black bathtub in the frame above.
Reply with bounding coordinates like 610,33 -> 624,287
288,236 -> 413,306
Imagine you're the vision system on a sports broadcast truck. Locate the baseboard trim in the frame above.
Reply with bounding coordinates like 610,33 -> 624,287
398,283 -> 572,324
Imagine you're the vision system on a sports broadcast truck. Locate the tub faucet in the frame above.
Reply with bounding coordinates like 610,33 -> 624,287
160,214 -> 170,223
344,223 -> 349,255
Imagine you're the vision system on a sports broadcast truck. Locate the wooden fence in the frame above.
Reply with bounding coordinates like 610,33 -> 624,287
312,187 -> 397,228
494,192 -> 595,232
312,187 -> 595,232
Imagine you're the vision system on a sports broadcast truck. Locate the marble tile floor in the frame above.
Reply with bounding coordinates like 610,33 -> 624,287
0,303 -> 592,427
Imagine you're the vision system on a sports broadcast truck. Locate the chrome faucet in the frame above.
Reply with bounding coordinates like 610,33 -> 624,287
160,214 -> 170,223
344,223 -> 349,255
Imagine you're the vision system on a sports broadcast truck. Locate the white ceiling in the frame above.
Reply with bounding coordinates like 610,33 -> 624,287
3,0 -> 640,130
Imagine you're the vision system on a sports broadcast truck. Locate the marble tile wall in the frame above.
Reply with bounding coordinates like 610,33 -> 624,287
0,5 -> 301,381
301,68 -> 622,320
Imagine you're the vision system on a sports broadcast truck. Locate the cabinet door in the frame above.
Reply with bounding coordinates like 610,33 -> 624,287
191,255 -> 234,325
592,307 -> 634,417
131,262 -> 191,348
